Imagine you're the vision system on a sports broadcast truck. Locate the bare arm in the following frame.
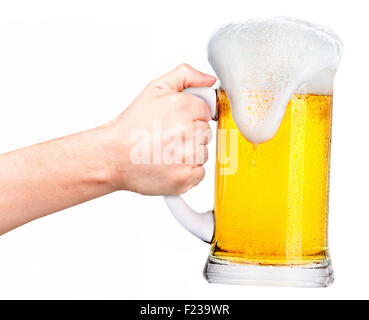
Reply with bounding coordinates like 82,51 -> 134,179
0,64 -> 216,234
0,127 -> 116,233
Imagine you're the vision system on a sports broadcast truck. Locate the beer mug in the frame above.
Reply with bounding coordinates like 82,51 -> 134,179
164,18 -> 342,287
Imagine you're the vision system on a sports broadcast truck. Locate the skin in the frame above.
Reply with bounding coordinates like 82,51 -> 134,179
0,64 -> 216,235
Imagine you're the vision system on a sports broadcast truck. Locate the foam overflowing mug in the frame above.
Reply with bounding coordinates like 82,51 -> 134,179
164,17 -> 342,287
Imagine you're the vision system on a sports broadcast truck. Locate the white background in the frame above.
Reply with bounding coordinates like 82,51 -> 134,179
0,0 -> 366,300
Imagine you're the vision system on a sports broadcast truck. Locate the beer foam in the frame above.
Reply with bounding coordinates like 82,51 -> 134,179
208,17 -> 343,144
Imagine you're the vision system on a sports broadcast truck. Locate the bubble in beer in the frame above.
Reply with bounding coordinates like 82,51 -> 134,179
208,17 -> 342,144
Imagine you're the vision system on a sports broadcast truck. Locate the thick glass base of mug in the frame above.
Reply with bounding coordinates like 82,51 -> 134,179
203,255 -> 334,288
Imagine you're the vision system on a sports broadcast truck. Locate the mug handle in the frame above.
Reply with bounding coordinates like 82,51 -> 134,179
163,86 -> 217,243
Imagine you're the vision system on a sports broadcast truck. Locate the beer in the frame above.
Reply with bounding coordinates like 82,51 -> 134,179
165,17 -> 341,286
211,90 -> 332,266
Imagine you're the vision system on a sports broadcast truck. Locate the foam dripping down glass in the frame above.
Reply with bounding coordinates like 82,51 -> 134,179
164,17 -> 343,287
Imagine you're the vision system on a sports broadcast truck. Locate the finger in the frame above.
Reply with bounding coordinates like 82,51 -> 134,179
192,121 -> 212,145
196,146 -> 208,166
187,166 -> 206,190
179,144 -> 208,166
152,63 -> 216,92
183,94 -> 212,121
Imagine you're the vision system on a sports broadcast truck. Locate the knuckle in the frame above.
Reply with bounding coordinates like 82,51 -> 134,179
167,92 -> 181,105
191,98 -> 211,121
196,101 -> 211,120
193,122 -> 212,144
170,92 -> 187,106
177,63 -> 191,72
167,94 -> 189,113
200,100 -> 211,117
146,79 -> 158,88
177,97 -> 195,117
146,78 -> 166,91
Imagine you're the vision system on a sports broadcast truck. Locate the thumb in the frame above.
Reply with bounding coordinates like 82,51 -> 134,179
152,63 -> 217,92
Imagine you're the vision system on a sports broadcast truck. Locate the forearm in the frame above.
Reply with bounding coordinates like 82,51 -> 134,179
0,125 -> 117,234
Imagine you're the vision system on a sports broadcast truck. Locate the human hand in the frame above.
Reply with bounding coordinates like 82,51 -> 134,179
104,64 -> 216,195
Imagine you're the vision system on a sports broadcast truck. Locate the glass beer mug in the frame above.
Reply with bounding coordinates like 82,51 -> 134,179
164,18 -> 342,287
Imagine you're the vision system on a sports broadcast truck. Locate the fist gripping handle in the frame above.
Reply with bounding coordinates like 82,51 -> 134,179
163,87 -> 217,243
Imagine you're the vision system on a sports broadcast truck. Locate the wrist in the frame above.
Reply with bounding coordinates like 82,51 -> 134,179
91,121 -> 131,192
73,125 -> 120,194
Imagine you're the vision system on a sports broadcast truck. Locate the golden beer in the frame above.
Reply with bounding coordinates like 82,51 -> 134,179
211,90 -> 332,266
